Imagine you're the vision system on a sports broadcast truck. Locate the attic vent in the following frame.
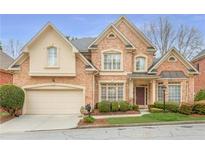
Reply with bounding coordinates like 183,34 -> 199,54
107,32 -> 116,39
168,56 -> 177,62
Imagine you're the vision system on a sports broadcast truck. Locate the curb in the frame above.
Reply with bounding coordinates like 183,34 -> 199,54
77,120 -> 205,129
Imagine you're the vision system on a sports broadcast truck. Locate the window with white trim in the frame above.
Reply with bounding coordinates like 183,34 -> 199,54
168,83 -> 181,102
103,53 -> 121,70
157,83 -> 164,102
48,47 -> 57,66
100,83 -> 124,101
136,57 -> 146,71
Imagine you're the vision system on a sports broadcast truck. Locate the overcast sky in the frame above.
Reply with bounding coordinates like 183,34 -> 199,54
1,14 -> 205,53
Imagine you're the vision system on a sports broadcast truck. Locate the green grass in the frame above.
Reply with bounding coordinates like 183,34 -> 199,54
107,113 -> 205,124
0,111 -> 9,117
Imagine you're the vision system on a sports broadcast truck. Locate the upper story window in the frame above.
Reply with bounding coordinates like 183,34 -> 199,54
135,56 -> 146,72
103,52 -> 121,71
47,47 -> 57,66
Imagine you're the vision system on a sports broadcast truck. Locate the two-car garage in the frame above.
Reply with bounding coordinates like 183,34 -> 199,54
23,84 -> 84,115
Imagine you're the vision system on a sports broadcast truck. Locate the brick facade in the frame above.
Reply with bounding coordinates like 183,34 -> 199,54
156,56 -> 195,103
0,69 -> 13,84
193,58 -> 205,93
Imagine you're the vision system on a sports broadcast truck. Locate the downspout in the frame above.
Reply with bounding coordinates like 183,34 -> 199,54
92,71 -> 99,110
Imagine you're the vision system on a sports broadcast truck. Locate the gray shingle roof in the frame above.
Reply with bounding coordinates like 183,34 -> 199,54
192,49 -> 205,61
128,72 -> 158,78
160,71 -> 187,79
0,51 -> 14,69
71,37 -> 96,52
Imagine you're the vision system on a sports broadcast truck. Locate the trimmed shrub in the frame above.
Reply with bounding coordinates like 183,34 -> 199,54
166,103 -> 179,113
128,104 -> 133,110
148,104 -> 155,111
179,104 -> 193,115
195,90 -> 205,101
119,101 -> 129,112
0,84 -> 25,116
154,101 -> 179,113
192,103 -> 205,114
98,101 -> 111,112
133,104 -> 139,111
150,108 -> 163,113
83,116 -> 95,123
111,102 -> 119,112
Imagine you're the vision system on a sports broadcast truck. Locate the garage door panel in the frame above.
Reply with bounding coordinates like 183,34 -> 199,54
26,90 -> 83,114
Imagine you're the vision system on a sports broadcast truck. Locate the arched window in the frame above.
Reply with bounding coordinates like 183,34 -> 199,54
135,56 -> 146,71
47,47 -> 57,66
168,56 -> 177,62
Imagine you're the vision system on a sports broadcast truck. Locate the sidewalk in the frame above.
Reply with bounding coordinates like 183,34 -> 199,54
93,111 -> 150,119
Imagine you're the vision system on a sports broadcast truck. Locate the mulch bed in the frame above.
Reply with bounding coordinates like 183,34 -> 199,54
191,114 -> 205,117
78,118 -> 108,126
90,109 -> 140,116
0,115 -> 14,124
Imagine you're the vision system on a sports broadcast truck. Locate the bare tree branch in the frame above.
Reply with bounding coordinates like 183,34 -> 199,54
2,39 -> 22,58
142,17 -> 204,60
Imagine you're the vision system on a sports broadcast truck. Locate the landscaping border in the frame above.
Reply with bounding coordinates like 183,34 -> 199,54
77,120 -> 205,129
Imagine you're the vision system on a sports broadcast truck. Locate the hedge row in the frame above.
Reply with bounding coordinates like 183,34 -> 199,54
149,101 -> 205,115
97,101 -> 139,112
195,90 -> 205,101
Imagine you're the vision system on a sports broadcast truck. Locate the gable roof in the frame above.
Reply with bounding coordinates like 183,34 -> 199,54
0,50 -> 14,69
114,16 -> 156,51
21,22 -> 79,53
8,22 -> 97,72
71,37 -> 96,52
148,48 -> 199,74
192,49 -> 205,62
88,24 -> 135,49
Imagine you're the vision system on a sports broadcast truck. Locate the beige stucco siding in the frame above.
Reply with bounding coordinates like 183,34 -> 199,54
27,26 -> 76,76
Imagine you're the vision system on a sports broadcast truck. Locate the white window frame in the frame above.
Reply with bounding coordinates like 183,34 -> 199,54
99,81 -> 126,102
101,49 -> 123,71
134,55 -> 147,72
47,46 -> 59,68
168,82 -> 182,103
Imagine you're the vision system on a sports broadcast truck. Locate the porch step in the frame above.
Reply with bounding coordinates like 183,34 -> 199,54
139,109 -> 149,112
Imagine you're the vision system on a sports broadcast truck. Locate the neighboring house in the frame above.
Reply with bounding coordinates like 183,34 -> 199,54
192,49 -> 205,93
0,50 -> 14,84
8,16 -> 199,115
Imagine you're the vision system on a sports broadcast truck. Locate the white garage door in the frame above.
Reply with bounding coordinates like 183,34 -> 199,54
26,90 -> 84,114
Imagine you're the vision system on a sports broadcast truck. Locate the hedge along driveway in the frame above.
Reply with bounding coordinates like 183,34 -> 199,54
107,113 -> 205,125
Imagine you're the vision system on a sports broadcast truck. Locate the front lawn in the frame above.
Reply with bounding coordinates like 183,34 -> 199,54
107,113 -> 205,125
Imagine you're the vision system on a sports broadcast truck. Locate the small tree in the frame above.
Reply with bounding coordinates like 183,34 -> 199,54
0,85 -> 25,116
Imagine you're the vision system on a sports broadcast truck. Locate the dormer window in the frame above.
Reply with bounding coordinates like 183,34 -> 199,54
168,56 -> 177,62
47,47 -> 57,66
135,56 -> 147,72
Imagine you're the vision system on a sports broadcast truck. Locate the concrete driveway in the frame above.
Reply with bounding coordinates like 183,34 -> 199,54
0,115 -> 81,134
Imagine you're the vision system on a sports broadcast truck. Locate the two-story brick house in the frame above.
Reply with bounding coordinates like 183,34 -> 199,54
8,16 -> 198,115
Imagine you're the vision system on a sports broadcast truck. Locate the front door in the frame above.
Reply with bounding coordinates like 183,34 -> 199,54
136,87 -> 145,105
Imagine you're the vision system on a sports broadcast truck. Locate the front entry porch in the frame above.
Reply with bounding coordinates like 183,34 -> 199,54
128,76 -> 158,108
